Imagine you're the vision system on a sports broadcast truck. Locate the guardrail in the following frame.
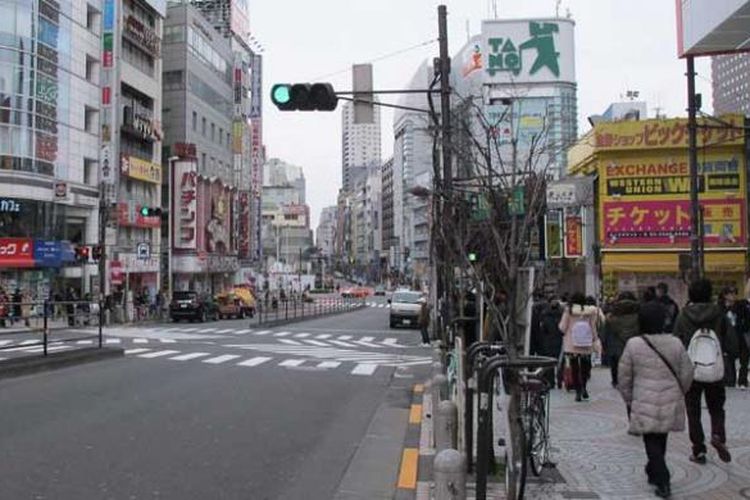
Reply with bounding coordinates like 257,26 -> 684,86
257,296 -> 366,325
0,300 -> 103,357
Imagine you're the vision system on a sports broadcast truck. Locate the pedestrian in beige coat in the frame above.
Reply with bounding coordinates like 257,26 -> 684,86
618,301 -> 693,499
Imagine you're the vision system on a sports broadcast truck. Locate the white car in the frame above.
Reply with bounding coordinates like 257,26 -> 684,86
389,291 -> 423,328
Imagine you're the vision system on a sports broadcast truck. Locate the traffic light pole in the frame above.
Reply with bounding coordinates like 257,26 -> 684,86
98,193 -> 108,335
438,5 -> 453,344
686,55 -> 702,281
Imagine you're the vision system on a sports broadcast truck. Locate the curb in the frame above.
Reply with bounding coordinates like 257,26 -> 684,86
0,346 -> 125,380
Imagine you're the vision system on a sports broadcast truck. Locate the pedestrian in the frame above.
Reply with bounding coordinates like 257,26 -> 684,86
418,299 -> 431,346
732,283 -> 750,389
603,291 -> 640,387
617,298 -> 693,499
532,296 -> 564,388
673,278 -> 738,464
65,287 -> 77,326
558,292 -> 601,402
717,285 -> 748,388
656,282 -> 679,333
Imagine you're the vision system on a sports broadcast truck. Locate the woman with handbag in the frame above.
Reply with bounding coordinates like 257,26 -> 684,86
617,302 -> 693,498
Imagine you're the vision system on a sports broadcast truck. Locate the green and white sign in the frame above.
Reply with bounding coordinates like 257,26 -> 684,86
482,19 -> 575,84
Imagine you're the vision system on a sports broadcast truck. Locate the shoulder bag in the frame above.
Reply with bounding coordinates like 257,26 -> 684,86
640,335 -> 685,394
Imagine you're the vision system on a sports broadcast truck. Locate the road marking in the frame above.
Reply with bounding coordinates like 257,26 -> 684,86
254,330 -> 272,336
215,328 -> 235,334
160,339 -> 177,344
353,340 -> 384,348
314,334 -> 331,339
76,340 -> 93,345
125,348 -> 151,355
20,340 -> 37,345
293,333 -> 310,338
409,404 -> 422,424
351,363 -> 378,376
383,338 -> 400,346
397,448 -> 419,489
273,331 -> 292,337
197,328 -> 216,333
361,336 -> 375,342
180,328 -> 200,332
105,339 -> 121,344
316,361 -> 341,369
302,339 -> 328,346
133,339 -> 149,344
237,356 -> 272,367
338,335 -> 353,340
139,350 -> 180,359
328,340 -> 356,348
0,340 -> 12,346
234,329 -> 253,335
170,352 -> 211,361
202,354 -> 241,364
279,359 -> 305,367
379,304 -> 386,308
278,339 -> 302,345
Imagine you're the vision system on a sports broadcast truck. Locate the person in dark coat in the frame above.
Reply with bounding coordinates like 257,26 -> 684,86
603,291 -> 641,387
531,297 -> 564,387
656,282 -> 680,333
11,287 -> 22,325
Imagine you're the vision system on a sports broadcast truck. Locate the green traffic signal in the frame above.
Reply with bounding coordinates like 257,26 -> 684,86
468,252 -> 478,262
140,206 -> 149,217
271,82 -> 338,111
272,84 -> 291,105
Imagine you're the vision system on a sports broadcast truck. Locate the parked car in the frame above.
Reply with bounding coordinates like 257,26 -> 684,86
389,291 -> 424,328
374,286 -> 386,296
170,291 -> 219,322
216,292 -> 255,319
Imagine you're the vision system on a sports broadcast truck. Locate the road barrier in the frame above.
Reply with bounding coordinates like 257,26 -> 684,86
257,296 -> 366,326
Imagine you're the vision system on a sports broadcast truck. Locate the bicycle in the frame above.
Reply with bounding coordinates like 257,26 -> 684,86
519,367 -> 554,477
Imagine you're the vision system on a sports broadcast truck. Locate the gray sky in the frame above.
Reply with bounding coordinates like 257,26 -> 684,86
251,0 -> 713,230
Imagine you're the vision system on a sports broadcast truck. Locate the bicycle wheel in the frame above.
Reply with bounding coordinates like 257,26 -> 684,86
506,418 -> 528,500
528,404 -> 548,476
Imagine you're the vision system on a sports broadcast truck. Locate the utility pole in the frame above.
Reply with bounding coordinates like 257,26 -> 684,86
438,5 -> 453,339
686,55 -> 702,281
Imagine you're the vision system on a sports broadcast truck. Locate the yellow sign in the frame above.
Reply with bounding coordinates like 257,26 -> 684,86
594,114 -> 744,151
120,154 -> 162,184
233,122 -> 243,154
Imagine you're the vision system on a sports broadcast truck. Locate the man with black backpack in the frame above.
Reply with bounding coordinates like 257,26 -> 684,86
673,278 -> 739,464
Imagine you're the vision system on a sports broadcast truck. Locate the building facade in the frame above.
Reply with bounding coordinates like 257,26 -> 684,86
380,157 -> 394,273
316,206 -> 336,258
341,99 -> 381,193
0,0 -> 102,299
712,53 -> 750,116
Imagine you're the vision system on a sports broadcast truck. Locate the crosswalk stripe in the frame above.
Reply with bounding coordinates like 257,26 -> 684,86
274,331 -> 292,337
279,359 -> 305,367
125,348 -> 151,355
203,354 -> 241,364
302,339 -> 329,346
160,339 -> 177,344
328,340 -> 356,347
76,340 -> 94,345
20,340 -> 37,345
215,329 -> 235,334
197,328 -> 216,333
170,352 -> 211,361
314,334 -> 331,339
338,335 -> 353,340
352,364 -> 378,375
180,328 -> 200,332
105,339 -> 122,344
237,356 -> 272,367
254,330 -> 272,336
139,350 -> 180,359
361,336 -> 375,342
234,329 -> 253,335
133,339 -> 149,344
353,340 -> 384,348
316,361 -> 341,369
293,333 -> 310,338
278,339 -> 302,345
0,340 -> 12,346
383,338 -> 399,345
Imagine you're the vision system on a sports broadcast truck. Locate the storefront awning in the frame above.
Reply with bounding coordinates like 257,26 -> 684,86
603,251 -> 746,274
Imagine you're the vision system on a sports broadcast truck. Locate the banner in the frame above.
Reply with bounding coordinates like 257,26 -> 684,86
121,154 -> 162,184
545,210 -> 562,259
0,238 -> 34,267
174,160 -> 198,250
564,215 -> 583,258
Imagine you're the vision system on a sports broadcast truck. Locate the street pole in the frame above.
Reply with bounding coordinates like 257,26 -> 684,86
167,156 -> 178,300
686,56 -> 702,281
438,4 -> 453,341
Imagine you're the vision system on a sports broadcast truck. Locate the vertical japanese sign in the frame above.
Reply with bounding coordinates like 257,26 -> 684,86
564,214 -> 583,258
100,0 -> 116,201
545,210 -> 563,259
174,160 -> 198,250
249,55 -> 262,119
238,191 -> 250,259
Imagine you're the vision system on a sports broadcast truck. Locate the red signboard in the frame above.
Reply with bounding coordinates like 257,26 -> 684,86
102,86 -> 111,105
110,260 -> 123,285
0,238 -> 34,267
564,216 -> 583,258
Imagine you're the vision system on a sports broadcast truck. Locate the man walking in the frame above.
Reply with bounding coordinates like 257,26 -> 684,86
657,283 -> 679,333
418,299 -> 431,346
673,278 -> 739,464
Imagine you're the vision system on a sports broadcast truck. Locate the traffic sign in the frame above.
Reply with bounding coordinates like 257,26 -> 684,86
136,242 -> 150,260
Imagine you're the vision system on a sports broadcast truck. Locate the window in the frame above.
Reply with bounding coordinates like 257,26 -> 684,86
83,158 -> 96,185
218,127 -> 223,145
211,122 -> 215,142
201,153 -> 206,170
192,111 -> 197,131
226,132 -> 230,146
201,117 -> 206,136
86,4 -> 100,34
84,106 -> 98,133
163,70 -> 184,90
85,55 -> 98,82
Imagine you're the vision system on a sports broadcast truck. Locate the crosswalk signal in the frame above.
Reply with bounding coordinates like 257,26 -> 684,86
140,206 -> 162,217
271,83 -> 338,111
75,245 -> 90,263
92,245 -> 103,261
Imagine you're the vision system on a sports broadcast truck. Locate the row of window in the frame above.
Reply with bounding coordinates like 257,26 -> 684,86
191,110 -> 231,147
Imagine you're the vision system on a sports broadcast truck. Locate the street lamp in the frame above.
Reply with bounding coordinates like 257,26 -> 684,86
166,155 -> 179,301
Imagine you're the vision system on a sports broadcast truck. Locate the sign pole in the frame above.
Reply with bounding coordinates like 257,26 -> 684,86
686,55 -> 702,281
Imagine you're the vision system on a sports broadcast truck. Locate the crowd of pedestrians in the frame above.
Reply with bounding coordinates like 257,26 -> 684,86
530,278 -> 747,498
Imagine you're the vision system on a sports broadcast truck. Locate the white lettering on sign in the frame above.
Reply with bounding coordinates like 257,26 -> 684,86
173,160 -> 198,250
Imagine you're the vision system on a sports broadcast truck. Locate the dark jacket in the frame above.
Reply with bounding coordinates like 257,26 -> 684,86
531,302 -> 563,357
673,303 -> 739,359
603,299 -> 640,359
659,295 -> 679,332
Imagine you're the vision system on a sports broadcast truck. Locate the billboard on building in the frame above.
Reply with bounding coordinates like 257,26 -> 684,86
230,0 -> 250,38
481,18 -> 575,85
173,160 -> 198,250
676,0 -> 750,57
250,55 -> 262,119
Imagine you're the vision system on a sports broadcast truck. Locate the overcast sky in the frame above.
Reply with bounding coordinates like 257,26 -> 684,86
250,0 -> 713,230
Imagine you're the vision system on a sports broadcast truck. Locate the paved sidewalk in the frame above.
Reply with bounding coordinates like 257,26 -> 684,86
526,366 -> 750,499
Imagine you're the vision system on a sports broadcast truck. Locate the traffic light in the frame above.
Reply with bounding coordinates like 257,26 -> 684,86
75,245 -> 90,263
92,245 -> 103,261
140,206 -> 162,217
468,251 -> 478,263
271,83 -> 338,111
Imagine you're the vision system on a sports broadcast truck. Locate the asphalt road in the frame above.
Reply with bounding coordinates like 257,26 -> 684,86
0,296 -> 430,499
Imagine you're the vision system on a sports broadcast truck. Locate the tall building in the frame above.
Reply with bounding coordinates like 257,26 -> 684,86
341,100 -> 381,193
316,206 -> 336,257
102,0 -> 166,300
264,157 -> 305,203
380,158 -> 394,273
712,53 -> 750,115
162,3 -> 240,294
0,0 -> 102,298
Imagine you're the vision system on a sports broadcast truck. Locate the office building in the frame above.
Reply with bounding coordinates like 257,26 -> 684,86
341,99 -> 381,193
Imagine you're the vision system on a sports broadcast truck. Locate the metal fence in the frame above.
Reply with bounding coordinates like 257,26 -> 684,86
257,296 -> 365,325
0,300 -> 104,357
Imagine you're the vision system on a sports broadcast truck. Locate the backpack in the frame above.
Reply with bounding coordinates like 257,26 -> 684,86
687,327 -> 725,383
571,319 -> 594,348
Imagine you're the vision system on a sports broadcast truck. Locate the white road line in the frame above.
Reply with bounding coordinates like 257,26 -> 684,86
215,329 -> 235,334
302,339 -> 328,346
316,361 -> 341,369
254,330 -> 272,336
0,340 -> 12,346
353,340 -> 384,348
20,339 -> 37,345
133,339 -> 149,344
105,339 -> 122,344
379,304 -> 386,308
76,340 -> 93,345
278,359 -> 305,367
278,339 -> 302,345
293,333 -> 310,338
351,364 -> 378,376
139,350 -> 180,359
338,335 -> 353,340
125,348 -> 151,355
328,340 -> 356,347
197,328 -> 216,333
361,336 -> 375,342
273,331 -> 292,337
314,334 -> 331,339
180,328 -> 201,332
202,354 -> 241,364
237,356 -> 272,367
160,339 -> 177,344
170,352 -> 211,361
234,329 -> 253,335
